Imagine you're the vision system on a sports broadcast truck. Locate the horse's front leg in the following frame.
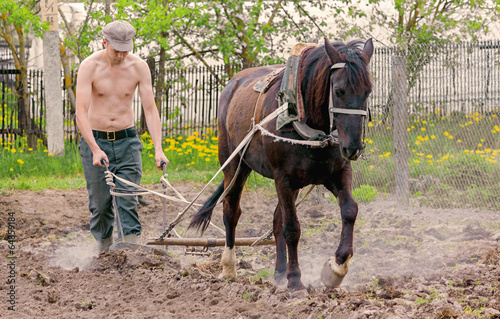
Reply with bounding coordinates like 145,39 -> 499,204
322,177 -> 358,288
275,184 -> 305,291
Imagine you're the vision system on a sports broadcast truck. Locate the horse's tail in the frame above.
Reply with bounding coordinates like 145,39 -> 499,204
188,181 -> 225,234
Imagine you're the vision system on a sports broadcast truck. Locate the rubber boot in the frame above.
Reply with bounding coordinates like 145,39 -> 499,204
98,236 -> 113,252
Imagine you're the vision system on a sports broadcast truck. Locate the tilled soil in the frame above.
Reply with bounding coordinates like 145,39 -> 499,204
0,183 -> 499,319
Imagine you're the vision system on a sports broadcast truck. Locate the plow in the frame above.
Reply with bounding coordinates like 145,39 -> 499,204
102,158 -> 284,253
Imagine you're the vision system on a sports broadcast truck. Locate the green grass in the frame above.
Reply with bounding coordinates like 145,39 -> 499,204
352,110 -> 500,209
0,131 -> 275,192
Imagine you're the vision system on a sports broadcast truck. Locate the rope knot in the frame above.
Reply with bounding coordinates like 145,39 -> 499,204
104,170 -> 115,188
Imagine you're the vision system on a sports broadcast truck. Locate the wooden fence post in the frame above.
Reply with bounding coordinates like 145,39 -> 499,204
392,54 -> 409,203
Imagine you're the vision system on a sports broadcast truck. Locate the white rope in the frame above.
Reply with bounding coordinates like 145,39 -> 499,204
104,170 -> 201,206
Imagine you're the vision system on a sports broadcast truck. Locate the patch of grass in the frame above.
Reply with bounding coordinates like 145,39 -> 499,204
249,269 -> 274,282
353,184 -> 378,202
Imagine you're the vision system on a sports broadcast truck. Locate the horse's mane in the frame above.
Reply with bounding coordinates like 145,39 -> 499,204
297,40 -> 372,126
302,40 -> 372,95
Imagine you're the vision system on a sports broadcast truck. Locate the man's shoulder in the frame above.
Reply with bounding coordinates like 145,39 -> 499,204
80,51 -> 105,69
128,54 -> 148,67
127,54 -> 150,74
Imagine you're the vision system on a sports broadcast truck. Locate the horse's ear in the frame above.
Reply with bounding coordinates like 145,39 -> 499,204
324,37 -> 341,64
363,38 -> 374,63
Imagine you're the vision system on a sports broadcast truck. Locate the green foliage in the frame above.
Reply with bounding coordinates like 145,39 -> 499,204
0,0 -> 49,39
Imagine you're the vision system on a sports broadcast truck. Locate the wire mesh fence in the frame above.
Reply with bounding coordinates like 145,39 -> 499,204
351,40 -> 500,211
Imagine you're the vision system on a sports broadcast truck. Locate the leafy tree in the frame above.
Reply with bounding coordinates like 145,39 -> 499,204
0,0 -> 48,148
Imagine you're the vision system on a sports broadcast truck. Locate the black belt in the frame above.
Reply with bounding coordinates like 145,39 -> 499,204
92,127 -> 137,141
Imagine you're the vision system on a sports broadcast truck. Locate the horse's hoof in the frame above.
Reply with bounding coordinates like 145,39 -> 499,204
290,289 -> 309,299
274,272 -> 287,287
321,257 -> 349,288
287,280 -> 306,292
218,271 -> 236,281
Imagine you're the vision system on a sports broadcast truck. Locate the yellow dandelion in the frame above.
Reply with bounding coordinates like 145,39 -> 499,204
17,159 -> 24,164
368,122 -> 373,127
422,120 -> 427,124
48,153 -> 53,156
421,127 -> 426,131
444,132 -> 449,136
448,135 -> 453,140
457,139 -> 462,143
478,143 -> 482,147
369,165 -> 374,169
414,159 -> 420,163
11,148 -> 16,153
205,158 -> 210,162
10,168 -> 13,171
426,154 -> 433,159
44,150 -> 48,153
415,141 -> 420,145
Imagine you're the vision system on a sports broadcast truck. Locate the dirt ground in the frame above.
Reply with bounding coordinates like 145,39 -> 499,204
1,181 -> 499,319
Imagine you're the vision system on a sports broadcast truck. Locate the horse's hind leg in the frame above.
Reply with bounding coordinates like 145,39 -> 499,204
322,175 -> 358,288
275,182 -> 305,290
272,204 -> 287,286
219,164 -> 252,280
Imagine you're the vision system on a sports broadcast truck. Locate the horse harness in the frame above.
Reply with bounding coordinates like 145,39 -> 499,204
252,51 -> 371,149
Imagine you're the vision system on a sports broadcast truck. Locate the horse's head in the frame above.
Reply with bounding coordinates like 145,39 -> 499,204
325,38 -> 373,161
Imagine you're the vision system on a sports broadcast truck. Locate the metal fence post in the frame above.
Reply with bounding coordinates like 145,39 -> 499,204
392,54 -> 409,204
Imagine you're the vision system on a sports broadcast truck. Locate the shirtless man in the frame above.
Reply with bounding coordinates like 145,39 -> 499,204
76,20 -> 169,252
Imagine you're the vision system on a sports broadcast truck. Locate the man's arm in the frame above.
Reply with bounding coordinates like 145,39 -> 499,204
137,60 -> 169,170
75,59 -> 108,167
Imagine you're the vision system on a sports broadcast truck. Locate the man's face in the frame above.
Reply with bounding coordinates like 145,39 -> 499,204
103,39 -> 129,64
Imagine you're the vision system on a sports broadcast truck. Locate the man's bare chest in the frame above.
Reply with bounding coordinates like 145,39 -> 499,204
92,69 -> 139,98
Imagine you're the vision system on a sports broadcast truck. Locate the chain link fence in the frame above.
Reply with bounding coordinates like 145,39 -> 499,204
352,40 -> 500,211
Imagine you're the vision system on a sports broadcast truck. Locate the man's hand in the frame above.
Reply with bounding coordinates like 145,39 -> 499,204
93,149 -> 109,167
155,152 -> 169,170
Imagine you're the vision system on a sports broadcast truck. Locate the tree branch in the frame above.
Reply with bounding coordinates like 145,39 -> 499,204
172,29 -> 226,87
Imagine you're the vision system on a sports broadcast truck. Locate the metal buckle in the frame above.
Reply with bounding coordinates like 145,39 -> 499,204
107,131 -> 115,141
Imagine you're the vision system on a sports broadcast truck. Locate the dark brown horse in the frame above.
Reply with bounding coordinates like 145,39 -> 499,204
190,38 -> 373,291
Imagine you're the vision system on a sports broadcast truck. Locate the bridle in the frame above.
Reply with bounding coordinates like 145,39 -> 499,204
329,62 -> 371,131
328,62 -> 371,153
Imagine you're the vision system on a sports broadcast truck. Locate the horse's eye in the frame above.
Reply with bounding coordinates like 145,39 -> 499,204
334,88 -> 345,98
